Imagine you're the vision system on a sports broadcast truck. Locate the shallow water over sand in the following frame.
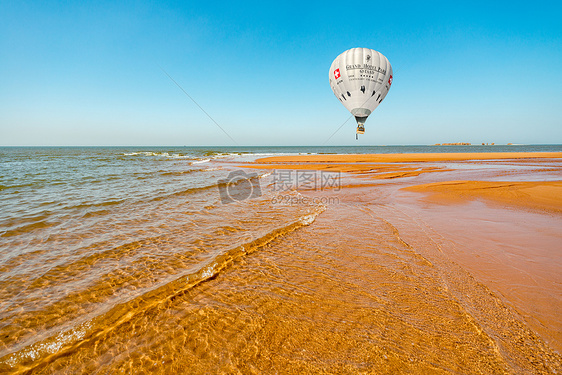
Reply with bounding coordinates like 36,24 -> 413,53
1,147 -> 561,373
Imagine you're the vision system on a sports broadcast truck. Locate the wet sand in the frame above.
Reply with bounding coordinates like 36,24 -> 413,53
245,152 -> 562,357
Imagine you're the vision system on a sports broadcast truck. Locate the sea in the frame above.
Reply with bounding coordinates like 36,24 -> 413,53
1,145 -> 561,374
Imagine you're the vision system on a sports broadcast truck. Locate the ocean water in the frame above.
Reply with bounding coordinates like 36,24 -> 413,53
0,147 -> 326,371
0,146 -> 561,374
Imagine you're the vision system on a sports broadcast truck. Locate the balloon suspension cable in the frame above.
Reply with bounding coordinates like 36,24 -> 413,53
158,65 -> 237,145
322,115 -> 354,145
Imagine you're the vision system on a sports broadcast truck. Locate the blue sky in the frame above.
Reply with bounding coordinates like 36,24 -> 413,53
1,0 -> 561,146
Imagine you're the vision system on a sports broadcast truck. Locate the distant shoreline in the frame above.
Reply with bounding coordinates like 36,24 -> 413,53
434,143 -> 513,146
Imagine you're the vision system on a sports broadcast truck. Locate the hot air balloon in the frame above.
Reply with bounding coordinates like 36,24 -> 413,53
329,48 -> 393,138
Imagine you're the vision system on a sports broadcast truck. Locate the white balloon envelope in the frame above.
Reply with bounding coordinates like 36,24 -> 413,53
329,47 -> 393,135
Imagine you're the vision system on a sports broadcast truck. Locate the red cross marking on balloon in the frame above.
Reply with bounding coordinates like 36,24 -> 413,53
334,69 -> 341,80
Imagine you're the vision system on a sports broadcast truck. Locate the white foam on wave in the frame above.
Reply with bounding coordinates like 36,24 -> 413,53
168,154 -> 194,159
3,319 -> 91,369
191,159 -> 211,165
202,152 -> 253,160
200,265 -> 216,280
122,152 -> 194,159
299,210 -> 324,226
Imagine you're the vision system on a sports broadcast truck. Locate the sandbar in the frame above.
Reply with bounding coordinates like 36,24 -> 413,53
249,152 -> 562,209
255,151 -> 562,164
